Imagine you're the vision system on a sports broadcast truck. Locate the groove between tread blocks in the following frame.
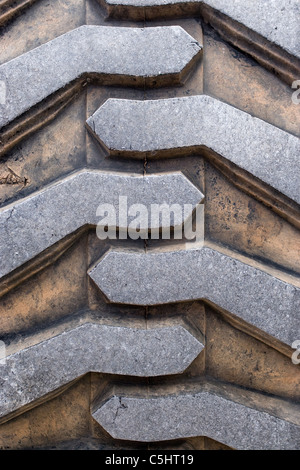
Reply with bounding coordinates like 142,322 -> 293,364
0,0 -> 39,27
0,80 -> 85,160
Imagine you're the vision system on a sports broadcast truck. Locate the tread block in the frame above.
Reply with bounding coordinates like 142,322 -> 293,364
93,379 -> 300,448
102,0 -> 300,60
0,170 -> 203,278
0,25 -> 202,128
0,322 -> 204,420
89,245 -> 300,346
87,96 -> 300,205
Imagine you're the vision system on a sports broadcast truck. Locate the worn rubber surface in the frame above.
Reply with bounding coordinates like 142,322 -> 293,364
0,0 -> 299,450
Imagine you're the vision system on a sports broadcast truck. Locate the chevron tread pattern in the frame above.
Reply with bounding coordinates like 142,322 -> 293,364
0,0 -> 299,451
